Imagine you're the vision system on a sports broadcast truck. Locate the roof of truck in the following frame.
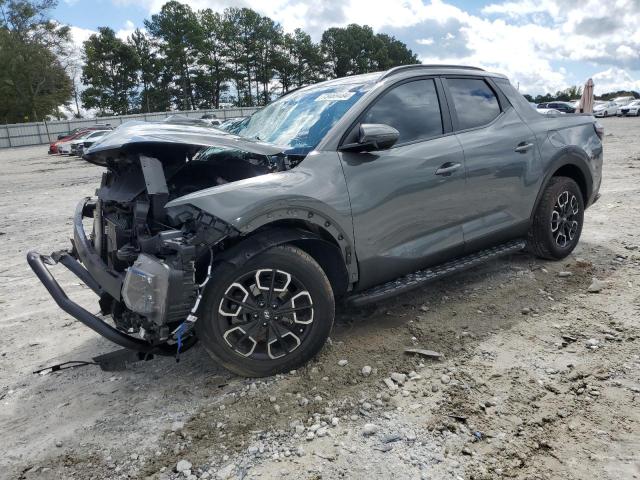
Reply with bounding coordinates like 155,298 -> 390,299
313,65 -> 506,91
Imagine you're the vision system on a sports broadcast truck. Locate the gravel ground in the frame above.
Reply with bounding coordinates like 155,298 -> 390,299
1,117 -> 639,480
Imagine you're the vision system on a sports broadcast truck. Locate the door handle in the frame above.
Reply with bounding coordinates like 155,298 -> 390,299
435,162 -> 462,176
514,142 -> 534,153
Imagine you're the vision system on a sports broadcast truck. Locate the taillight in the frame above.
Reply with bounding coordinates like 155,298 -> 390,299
594,121 -> 604,141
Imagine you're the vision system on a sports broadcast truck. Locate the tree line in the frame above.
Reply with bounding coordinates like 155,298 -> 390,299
524,86 -> 639,104
80,1 -> 420,116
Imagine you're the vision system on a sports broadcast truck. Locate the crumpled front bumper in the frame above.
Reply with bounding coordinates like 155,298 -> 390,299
26,198 -> 175,355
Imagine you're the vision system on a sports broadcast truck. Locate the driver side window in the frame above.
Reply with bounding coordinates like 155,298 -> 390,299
362,79 -> 443,145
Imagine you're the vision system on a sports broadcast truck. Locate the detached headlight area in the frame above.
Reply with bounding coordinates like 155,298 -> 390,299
122,254 -> 173,326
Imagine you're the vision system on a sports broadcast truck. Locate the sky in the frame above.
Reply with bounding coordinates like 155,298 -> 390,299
57,0 -> 640,96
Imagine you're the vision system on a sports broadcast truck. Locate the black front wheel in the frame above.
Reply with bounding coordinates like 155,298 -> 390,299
197,245 -> 334,377
527,176 -> 584,260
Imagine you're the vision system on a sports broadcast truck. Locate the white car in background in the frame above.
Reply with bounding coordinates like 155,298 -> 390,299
613,96 -> 635,115
57,130 -> 97,155
72,130 -> 110,156
618,100 -> 640,117
536,108 -> 565,116
593,101 -> 618,117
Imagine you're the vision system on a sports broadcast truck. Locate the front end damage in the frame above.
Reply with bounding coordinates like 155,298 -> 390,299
28,122 -> 296,355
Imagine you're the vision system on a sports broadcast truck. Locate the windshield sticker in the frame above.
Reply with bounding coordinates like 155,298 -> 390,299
315,91 -> 356,102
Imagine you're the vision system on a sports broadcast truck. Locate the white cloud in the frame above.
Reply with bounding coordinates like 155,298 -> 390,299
481,0 -> 560,17
592,67 -> 640,95
69,25 -> 96,48
116,20 -> 138,41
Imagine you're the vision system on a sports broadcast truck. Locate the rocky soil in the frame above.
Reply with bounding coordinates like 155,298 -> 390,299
1,117 -> 639,480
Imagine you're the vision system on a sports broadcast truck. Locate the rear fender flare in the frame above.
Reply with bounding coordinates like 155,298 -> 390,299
530,148 -> 593,221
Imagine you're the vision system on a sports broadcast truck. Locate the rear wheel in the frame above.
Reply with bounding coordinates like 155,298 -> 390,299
527,176 -> 584,260
197,245 -> 334,377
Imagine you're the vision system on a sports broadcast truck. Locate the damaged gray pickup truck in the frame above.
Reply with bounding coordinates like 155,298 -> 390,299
28,65 -> 603,377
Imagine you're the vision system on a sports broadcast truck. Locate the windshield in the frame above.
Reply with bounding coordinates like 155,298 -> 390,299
229,75 -> 377,155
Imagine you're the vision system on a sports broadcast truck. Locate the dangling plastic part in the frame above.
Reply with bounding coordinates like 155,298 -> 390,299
175,322 -> 186,363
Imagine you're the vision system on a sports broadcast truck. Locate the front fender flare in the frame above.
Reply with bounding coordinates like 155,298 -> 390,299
216,227 -> 351,294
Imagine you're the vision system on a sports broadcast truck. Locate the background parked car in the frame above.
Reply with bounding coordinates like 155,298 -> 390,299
200,113 -> 222,126
618,99 -> 640,117
58,129 -> 107,155
536,108 -> 565,116
72,130 -> 110,156
611,97 -> 635,116
77,130 -> 111,156
593,101 -> 618,117
537,101 -> 575,113
49,124 -> 112,154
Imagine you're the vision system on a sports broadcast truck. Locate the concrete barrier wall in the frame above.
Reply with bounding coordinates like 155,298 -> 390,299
0,107 -> 259,148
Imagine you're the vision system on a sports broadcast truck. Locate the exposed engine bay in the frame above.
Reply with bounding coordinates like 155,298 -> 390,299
89,143 -> 302,348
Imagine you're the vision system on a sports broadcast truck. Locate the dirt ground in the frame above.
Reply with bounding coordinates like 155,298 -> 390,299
1,117 -> 639,480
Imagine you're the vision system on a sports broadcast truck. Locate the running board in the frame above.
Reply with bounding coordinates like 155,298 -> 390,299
346,239 -> 527,307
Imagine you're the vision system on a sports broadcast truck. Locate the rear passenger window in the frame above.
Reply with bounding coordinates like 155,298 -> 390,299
447,78 -> 501,130
362,79 -> 443,144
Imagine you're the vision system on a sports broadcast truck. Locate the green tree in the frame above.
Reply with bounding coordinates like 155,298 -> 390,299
128,28 -> 171,113
253,14 -> 283,104
81,27 -> 138,115
0,0 -> 72,122
193,9 -> 229,108
321,24 -> 418,78
129,28 -> 153,113
273,28 -> 324,94
221,7 -> 263,106
375,33 -> 420,70
145,1 -> 200,110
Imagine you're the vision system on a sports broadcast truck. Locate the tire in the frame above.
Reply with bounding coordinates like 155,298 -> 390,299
527,176 -> 584,260
196,244 -> 335,377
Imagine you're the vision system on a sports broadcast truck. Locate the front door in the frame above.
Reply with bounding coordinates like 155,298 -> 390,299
339,78 -> 467,290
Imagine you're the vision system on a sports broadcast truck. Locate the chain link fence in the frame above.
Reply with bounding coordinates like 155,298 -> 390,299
0,107 -> 259,149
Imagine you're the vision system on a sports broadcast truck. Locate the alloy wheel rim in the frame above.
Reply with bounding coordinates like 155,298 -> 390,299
217,269 -> 314,360
550,190 -> 580,248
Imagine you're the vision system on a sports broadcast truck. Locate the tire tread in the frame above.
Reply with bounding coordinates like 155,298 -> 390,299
527,176 -> 583,260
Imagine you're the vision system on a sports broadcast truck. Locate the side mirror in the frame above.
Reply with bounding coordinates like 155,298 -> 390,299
340,123 -> 399,152
57,134 -> 65,140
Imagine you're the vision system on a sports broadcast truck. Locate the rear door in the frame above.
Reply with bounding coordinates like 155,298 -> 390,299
443,76 -> 541,252
339,77 -> 467,290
